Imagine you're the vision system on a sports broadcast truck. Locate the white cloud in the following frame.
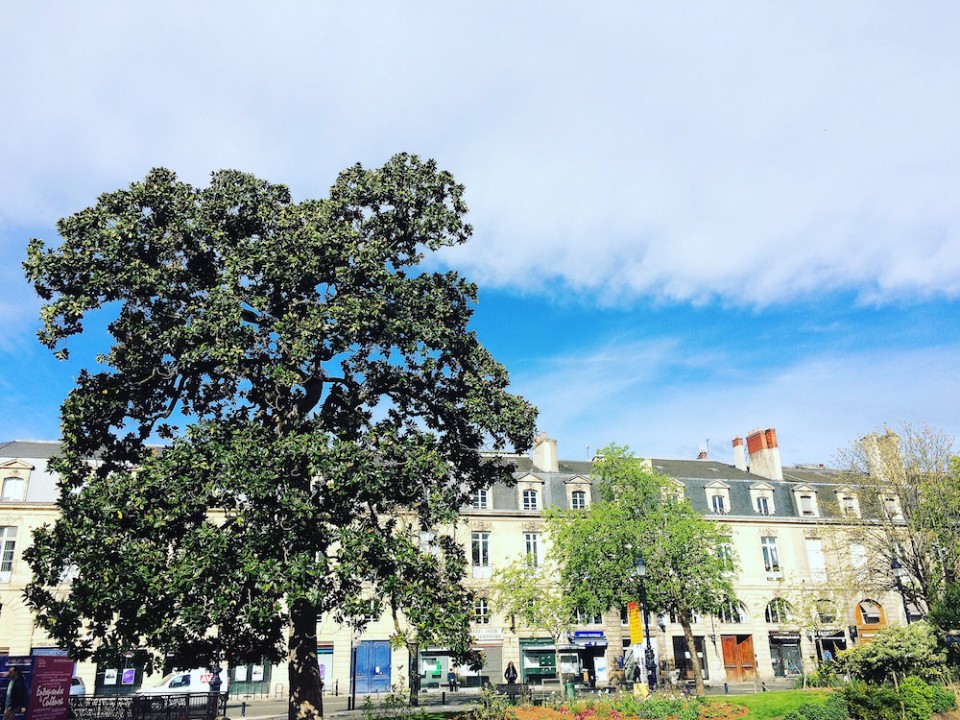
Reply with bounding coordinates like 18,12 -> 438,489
513,338 -> 960,466
1,0 -> 958,339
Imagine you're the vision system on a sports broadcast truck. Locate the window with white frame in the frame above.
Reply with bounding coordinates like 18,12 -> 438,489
474,597 -> 490,624
0,478 -> 24,502
815,599 -> 838,624
575,608 -> 604,625
717,599 -> 746,624
471,532 -> 490,566
805,537 -> 827,582
840,495 -> 859,517
571,491 -> 586,510
756,496 -> 771,516
761,536 -> 781,573
799,494 -> 817,517
711,494 -> 727,515
0,527 -> 16,582
523,532 -> 540,566
472,489 -> 488,510
883,495 -> 903,520
717,543 -> 735,572
522,489 -> 539,511
849,543 -> 867,569
765,598 -> 794,624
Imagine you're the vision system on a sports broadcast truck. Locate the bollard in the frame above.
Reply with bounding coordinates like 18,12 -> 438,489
241,702 -> 247,717
724,683 -> 728,695
762,682 -> 767,692
442,692 -> 446,704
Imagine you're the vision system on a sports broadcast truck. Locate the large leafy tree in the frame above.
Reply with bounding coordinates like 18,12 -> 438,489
547,445 -> 735,696
835,423 -> 960,614
22,155 -> 537,720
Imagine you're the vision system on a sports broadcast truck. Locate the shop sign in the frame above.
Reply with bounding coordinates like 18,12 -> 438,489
472,628 -> 503,642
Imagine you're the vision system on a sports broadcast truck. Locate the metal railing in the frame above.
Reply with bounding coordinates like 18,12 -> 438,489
68,693 -> 228,720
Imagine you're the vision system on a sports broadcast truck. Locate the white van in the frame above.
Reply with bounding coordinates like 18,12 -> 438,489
136,668 -> 229,695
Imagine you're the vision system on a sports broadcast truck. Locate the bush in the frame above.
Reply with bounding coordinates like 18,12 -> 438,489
838,622 -> 947,684
842,676 -> 957,720
782,691 -> 848,720
842,680 -> 902,720
610,693 -> 701,720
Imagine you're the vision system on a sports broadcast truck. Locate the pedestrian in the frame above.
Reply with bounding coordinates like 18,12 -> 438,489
3,667 -> 27,720
504,661 -> 518,685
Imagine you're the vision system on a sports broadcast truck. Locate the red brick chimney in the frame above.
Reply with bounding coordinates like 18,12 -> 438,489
745,428 -> 783,480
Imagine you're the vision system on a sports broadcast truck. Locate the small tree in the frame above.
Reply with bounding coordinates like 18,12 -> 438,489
836,423 -> 959,613
491,556 -> 574,684
547,445 -> 736,696
838,621 -> 947,685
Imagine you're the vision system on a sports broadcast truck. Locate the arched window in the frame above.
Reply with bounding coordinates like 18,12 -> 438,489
717,599 -> 747,624
856,600 -> 885,625
815,599 -> 838,625
765,598 -> 794,624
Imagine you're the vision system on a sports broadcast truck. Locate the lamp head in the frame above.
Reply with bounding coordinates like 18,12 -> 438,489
635,555 -> 647,577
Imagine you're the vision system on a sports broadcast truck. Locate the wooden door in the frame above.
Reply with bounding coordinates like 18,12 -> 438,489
721,635 -> 756,682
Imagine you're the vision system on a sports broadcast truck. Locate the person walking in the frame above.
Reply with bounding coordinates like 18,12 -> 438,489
3,667 -> 27,720
504,661 -> 518,685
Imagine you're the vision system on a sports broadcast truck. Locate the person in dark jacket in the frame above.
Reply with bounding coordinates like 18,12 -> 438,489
3,667 -> 27,720
504,661 -> 518,684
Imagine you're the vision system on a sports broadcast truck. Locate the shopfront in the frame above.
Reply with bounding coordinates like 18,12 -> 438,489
568,631 -> 608,687
811,632 -> 846,662
672,636 -> 709,681
519,638 -> 557,684
768,633 -> 802,678
467,627 -> 504,688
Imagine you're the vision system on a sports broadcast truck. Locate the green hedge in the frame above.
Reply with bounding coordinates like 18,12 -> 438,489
842,677 -> 956,720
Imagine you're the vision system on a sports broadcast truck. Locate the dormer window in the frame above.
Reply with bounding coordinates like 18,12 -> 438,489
522,489 -> 539,511
571,491 -> 586,509
472,489 -> 488,510
705,481 -> 730,515
1,478 -> 25,502
711,495 -> 727,515
750,482 -> 776,516
791,485 -> 820,518
841,496 -> 857,516
883,495 -> 903,520
565,477 -> 591,510
757,497 -> 770,516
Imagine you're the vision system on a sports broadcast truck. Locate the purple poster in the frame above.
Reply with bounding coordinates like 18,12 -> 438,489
27,656 -> 72,720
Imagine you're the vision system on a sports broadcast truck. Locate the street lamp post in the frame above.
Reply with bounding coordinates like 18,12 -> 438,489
635,555 -> 658,693
891,558 -> 912,625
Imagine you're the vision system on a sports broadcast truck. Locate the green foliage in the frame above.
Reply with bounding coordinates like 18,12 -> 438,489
842,681 -> 902,720
546,444 -> 736,695
842,677 -> 956,720
797,663 -> 843,688
467,686 -> 516,720
782,691 -> 848,720
21,156 -> 537,715
927,582 -> 960,632
838,622 -> 947,684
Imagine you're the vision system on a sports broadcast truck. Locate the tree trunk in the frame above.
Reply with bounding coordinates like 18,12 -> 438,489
680,619 -> 705,696
408,641 -> 420,707
288,599 -> 323,720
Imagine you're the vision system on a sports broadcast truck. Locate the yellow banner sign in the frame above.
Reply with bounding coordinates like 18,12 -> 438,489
628,600 -> 644,644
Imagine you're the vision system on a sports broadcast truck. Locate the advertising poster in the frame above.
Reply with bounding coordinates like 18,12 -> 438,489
103,669 -> 117,686
251,666 -> 264,682
27,655 -> 72,720
121,669 -> 136,685
234,666 -> 247,682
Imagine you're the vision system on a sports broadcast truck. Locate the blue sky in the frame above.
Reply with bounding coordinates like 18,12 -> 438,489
2,2 -> 959,466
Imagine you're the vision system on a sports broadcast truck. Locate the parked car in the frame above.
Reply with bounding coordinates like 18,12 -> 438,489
135,669 -> 229,695
70,676 -> 86,696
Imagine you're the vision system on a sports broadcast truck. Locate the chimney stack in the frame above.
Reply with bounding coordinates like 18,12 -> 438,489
732,436 -> 747,471
746,428 -> 783,481
862,431 -> 903,483
532,433 -> 559,473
